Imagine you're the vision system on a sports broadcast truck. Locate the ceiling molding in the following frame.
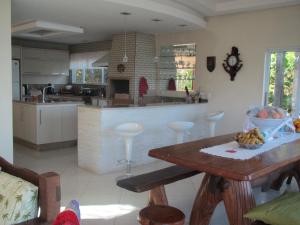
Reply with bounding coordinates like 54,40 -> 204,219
103,0 -> 207,28
216,0 -> 300,14
172,0 -> 216,16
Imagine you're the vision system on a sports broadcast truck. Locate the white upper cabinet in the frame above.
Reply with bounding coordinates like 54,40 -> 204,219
22,47 -> 69,76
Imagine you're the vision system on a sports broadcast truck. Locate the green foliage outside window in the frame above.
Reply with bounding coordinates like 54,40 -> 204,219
72,68 -> 107,85
267,52 -> 296,112
76,69 -> 83,83
176,69 -> 194,91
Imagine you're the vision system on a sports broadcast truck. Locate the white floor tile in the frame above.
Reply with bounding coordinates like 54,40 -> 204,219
13,143 -> 299,225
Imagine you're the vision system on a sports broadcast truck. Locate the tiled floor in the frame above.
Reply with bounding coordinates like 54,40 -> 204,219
14,143 -> 298,225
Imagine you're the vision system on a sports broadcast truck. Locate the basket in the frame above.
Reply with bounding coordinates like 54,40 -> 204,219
238,143 -> 263,150
249,117 -> 287,132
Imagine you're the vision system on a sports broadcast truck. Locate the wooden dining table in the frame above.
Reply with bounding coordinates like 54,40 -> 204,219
148,133 -> 300,225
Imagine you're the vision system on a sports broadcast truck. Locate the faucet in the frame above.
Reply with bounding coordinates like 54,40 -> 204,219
42,86 -> 53,103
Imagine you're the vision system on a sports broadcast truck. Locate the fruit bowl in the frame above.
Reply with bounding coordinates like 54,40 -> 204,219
247,106 -> 288,133
235,128 -> 265,150
238,143 -> 263,150
249,116 -> 287,132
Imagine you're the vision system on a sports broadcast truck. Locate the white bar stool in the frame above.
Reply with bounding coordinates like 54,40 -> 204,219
207,111 -> 224,137
115,122 -> 144,177
168,121 -> 194,144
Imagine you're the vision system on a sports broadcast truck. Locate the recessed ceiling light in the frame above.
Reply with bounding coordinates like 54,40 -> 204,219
178,24 -> 188,27
120,12 -> 131,16
152,19 -> 162,22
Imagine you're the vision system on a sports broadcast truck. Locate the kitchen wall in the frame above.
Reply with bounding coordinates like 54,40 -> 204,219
108,32 -> 136,98
0,0 -> 13,162
134,33 -> 157,103
156,5 -> 300,135
69,40 -> 112,53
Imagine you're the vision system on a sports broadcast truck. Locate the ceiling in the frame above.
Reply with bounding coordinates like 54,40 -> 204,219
11,0 -> 300,44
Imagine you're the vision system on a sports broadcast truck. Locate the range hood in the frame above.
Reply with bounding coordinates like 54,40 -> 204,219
92,52 -> 111,67
12,20 -> 84,38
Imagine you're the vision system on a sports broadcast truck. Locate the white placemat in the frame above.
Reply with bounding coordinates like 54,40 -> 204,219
200,133 -> 300,160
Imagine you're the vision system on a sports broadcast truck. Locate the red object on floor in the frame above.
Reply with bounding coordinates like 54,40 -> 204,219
168,78 -> 176,91
52,210 -> 80,225
139,76 -> 149,97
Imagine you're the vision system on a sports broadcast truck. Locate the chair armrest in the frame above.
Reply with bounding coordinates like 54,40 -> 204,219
38,172 -> 61,222
14,218 -> 51,225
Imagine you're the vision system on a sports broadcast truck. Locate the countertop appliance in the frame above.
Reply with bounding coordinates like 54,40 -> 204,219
12,59 -> 21,100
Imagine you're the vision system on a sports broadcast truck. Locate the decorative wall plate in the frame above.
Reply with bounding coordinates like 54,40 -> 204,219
117,64 -> 125,73
207,56 -> 216,72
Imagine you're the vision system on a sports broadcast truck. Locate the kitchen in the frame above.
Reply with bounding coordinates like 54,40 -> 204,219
3,1 -> 300,225
11,23 -> 209,155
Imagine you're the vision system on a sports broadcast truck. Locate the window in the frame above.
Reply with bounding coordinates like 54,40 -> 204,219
264,49 -> 300,114
159,44 -> 196,91
70,51 -> 109,85
72,67 -> 108,85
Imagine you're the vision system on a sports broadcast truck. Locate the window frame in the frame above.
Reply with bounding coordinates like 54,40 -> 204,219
71,67 -> 108,85
263,47 -> 300,111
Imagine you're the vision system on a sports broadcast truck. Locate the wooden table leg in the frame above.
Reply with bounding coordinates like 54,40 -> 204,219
294,163 -> 300,190
271,165 -> 300,191
149,185 -> 168,206
222,180 -> 256,225
190,174 -> 222,225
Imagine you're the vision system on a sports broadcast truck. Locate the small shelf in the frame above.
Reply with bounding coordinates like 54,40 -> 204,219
159,55 -> 196,58
159,67 -> 195,70
159,78 -> 195,81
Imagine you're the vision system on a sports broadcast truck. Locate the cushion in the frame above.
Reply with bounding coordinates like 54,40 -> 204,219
0,171 -> 38,225
244,192 -> 300,225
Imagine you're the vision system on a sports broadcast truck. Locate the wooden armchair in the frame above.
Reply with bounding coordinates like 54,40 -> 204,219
0,157 -> 61,225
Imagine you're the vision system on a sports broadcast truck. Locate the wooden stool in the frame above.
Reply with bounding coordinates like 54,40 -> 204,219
138,205 -> 185,225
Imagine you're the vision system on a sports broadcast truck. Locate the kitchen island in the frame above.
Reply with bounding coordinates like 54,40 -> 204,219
78,103 -> 209,174
13,100 -> 84,150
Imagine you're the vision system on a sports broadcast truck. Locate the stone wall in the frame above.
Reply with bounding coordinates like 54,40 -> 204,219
108,32 -> 156,104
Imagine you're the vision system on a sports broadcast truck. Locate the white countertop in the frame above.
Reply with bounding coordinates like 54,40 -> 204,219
79,102 -> 207,111
13,100 -> 84,106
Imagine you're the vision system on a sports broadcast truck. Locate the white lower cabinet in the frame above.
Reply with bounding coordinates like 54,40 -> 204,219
13,103 -> 36,143
37,106 -> 62,144
13,102 -> 79,145
61,105 -> 78,141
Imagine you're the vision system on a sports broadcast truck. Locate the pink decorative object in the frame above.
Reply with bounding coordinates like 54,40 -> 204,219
139,76 -> 148,97
168,78 -> 176,91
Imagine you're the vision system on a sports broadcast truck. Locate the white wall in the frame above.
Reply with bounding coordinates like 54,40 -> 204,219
156,6 -> 300,135
0,0 -> 13,162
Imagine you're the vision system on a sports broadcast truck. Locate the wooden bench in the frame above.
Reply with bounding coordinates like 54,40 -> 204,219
117,165 -> 200,205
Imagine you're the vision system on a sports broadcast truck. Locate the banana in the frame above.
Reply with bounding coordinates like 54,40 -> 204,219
235,128 -> 265,145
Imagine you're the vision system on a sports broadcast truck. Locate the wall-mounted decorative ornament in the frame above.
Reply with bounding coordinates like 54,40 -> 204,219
117,64 -> 125,73
223,46 -> 243,81
207,56 -> 216,72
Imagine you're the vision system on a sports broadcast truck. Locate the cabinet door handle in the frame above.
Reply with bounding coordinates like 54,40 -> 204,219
20,107 -> 24,122
39,110 -> 42,125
